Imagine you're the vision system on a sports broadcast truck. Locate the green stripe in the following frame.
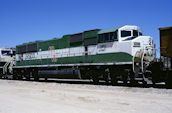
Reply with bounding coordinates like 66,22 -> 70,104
83,29 -> 100,39
16,52 -> 133,66
38,35 -> 70,51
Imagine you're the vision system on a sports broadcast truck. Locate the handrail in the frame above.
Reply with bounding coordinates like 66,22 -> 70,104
9,58 -> 15,74
132,50 -> 142,72
133,45 -> 154,73
132,54 -> 135,72
3,62 -> 10,74
141,47 -> 145,72
2,56 -> 15,75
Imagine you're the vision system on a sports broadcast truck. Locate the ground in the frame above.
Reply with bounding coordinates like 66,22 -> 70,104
0,79 -> 172,113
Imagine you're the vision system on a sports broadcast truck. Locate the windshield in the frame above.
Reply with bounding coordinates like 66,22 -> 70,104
121,30 -> 143,41
122,30 -> 140,41
121,31 -> 131,37
1,50 -> 12,56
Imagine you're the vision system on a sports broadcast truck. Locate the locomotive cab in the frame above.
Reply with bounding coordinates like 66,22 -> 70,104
118,25 -> 142,41
116,26 -> 156,84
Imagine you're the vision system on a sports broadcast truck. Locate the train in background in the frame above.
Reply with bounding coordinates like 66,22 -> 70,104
0,48 -> 15,78
148,27 -> 172,88
0,25 -> 171,88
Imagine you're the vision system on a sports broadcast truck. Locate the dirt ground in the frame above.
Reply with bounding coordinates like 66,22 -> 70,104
0,79 -> 172,113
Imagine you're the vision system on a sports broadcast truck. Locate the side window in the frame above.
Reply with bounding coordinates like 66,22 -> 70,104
133,30 -> 138,37
139,32 -> 142,36
99,34 -> 104,42
110,32 -> 114,40
113,31 -> 118,40
121,31 -> 131,37
104,33 -> 109,41
99,31 -> 118,42
110,31 -> 118,40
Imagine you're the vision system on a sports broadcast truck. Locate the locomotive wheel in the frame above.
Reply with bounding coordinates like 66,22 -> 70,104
34,75 -> 39,81
0,70 -> 4,79
91,71 -> 99,85
123,78 -> 128,86
12,70 -> 17,80
26,75 -> 30,81
130,80 -> 138,87
110,74 -> 117,86
45,76 -> 48,81
166,81 -> 172,89
92,76 -> 99,85
166,71 -> 172,89
18,75 -> 23,80
103,72 -> 109,85
12,74 -> 17,80
129,71 -> 137,86
33,69 -> 39,81
25,71 -> 31,81
122,71 -> 128,86
142,81 -> 147,87
33,72 -> 39,81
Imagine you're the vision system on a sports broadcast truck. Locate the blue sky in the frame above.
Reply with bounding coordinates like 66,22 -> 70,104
0,0 -> 172,56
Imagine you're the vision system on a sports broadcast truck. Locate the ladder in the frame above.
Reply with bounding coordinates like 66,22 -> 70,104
132,46 -> 154,84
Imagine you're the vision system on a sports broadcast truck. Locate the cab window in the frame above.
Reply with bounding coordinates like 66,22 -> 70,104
99,34 -> 104,42
110,31 -> 118,40
121,31 -> 131,37
1,50 -> 12,56
104,33 -> 109,41
133,30 -> 138,37
139,32 -> 142,36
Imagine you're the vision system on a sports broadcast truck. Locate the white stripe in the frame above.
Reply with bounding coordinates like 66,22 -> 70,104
13,62 -> 133,68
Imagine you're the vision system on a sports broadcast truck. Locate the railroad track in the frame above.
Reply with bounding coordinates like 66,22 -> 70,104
0,77 -> 166,89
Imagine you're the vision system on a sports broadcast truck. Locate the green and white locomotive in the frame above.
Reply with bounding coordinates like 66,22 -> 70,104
13,25 -> 156,85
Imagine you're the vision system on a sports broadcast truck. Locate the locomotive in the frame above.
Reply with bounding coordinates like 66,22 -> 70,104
7,25 -> 156,85
0,48 -> 15,78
